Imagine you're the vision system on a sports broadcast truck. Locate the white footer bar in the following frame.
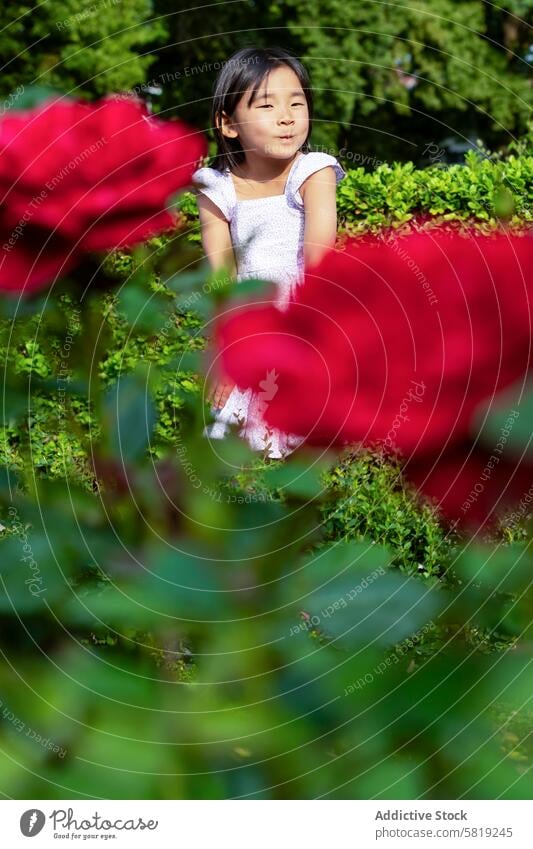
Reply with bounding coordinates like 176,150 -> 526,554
4,800 -> 530,848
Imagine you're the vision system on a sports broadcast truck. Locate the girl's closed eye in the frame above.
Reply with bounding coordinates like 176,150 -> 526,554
256,102 -> 305,108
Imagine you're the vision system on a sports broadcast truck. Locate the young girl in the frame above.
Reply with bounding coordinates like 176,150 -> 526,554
193,46 -> 346,458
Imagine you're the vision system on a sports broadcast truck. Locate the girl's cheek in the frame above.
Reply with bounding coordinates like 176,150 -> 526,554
255,116 -> 275,136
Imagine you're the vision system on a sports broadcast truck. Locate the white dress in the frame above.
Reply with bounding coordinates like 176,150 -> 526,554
193,151 -> 346,459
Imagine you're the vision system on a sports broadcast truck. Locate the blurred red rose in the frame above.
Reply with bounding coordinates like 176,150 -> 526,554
406,444 -> 533,527
0,95 -> 206,293
215,227 -> 533,525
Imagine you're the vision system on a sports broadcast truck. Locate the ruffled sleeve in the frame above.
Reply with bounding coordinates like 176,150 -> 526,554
192,167 -> 234,222
286,152 -> 346,208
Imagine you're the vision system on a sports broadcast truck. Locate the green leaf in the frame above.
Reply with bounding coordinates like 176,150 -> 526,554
473,381 -> 532,460
65,542 -> 234,625
163,267 -> 209,294
493,185 -> 516,219
6,85 -> 65,111
2,386 -> 30,425
0,505 -> 118,614
455,542 -> 533,595
116,284 -> 172,333
173,289 -> 214,320
227,277 -> 272,304
164,350 -> 205,373
282,540 -> 443,648
102,372 -> 156,461
261,452 -> 337,499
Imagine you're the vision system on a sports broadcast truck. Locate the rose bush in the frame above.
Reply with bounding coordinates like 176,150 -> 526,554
215,227 -> 533,524
0,95 -> 206,293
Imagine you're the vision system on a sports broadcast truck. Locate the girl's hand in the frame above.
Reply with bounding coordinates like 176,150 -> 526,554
209,381 -> 234,410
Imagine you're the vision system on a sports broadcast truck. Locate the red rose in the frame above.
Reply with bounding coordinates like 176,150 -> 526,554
0,95 -> 206,293
407,445 -> 533,527
216,228 -> 533,525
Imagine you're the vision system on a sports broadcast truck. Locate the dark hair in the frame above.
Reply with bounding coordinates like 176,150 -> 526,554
210,46 -> 313,172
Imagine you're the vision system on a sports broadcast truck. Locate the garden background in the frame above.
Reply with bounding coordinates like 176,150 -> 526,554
0,0 -> 532,800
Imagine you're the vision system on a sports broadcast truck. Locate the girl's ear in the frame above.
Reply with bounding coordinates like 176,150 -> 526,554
217,110 -> 239,139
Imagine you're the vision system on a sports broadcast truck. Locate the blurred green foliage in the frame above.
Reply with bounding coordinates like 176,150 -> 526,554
0,2 -> 532,800
1,222 -> 532,798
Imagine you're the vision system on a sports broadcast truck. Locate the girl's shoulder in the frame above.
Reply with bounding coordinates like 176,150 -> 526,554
192,164 -> 229,188
287,151 -> 346,207
192,165 -> 234,222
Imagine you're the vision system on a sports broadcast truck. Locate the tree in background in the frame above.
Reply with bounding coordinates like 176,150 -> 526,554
282,0 -> 532,160
0,1 -> 530,161
0,0 -> 167,100
151,0 -> 532,162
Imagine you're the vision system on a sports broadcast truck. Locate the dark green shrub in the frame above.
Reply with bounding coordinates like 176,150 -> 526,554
320,448 -> 455,580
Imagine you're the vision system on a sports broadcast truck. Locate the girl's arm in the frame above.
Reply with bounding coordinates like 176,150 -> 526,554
196,193 -> 236,408
301,166 -> 338,269
196,193 -> 237,276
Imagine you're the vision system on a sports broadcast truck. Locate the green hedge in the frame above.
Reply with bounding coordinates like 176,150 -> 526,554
337,150 -> 532,233
179,149 -> 533,238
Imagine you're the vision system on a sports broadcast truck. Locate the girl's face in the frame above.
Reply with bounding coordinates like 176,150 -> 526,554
220,65 -> 310,161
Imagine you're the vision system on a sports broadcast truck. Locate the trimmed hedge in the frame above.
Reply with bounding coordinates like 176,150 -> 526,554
178,149 -> 533,239
336,151 -> 532,233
